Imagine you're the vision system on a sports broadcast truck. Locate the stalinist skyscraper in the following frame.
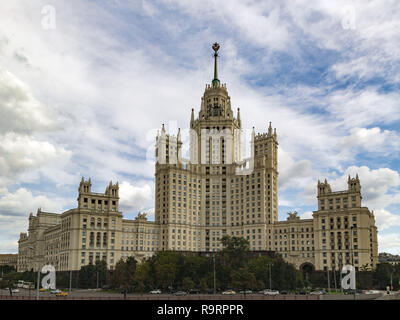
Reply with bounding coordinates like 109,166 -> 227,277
156,43 -> 282,253
18,43 -> 378,272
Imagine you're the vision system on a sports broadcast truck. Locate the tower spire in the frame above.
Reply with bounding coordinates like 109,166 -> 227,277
212,42 -> 220,87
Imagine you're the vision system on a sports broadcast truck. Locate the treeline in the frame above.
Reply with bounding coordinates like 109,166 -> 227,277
109,236 -> 303,292
1,237 -> 399,292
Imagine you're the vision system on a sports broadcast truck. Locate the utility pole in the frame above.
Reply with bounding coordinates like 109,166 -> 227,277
327,267 -> 330,294
391,272 -> 393,292
69,270 -> 72,293
333,264 -> 337,293
213,254 -> 216,295
267,263 -> 273,290
350,225 -> 356,300
339,253 -> 343,294
36,266 -> 40,300
97,271 -> 99,289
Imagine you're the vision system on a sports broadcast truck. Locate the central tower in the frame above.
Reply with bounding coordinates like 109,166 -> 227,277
190,42 -> 242,166
155,43 -> 279,253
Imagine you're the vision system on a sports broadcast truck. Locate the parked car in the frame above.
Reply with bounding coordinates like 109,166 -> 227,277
345,289 -> 363,295
189,289 -> 201,294
296,290 -> 308,295
310,290 -> 326,295
51,289 -> 62,294
56,291 -> 68,297
280,290 -> 289,295
222,290 -> 236,295
263,290 -> 279,296
239,290 -> 252,294
39,288 -> 47,292
11,289 -> 19,293
365,290 -> 380,294
174,291 -> 187,296
150,289 -> 162,294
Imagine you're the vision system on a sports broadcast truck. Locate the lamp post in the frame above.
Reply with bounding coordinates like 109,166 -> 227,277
339,253 -> 343,294
333,262 -> 337,293
69,270 -> 72,294
27,246 -> 40,300
213,254 -> 216,295
327,266 -> 330,293
350,225 -> 356,300
267,263 -> 273,291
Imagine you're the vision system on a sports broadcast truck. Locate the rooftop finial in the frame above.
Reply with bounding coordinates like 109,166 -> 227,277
212,42 -> 220,87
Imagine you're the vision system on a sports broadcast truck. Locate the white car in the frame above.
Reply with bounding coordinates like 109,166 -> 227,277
222,290 -> 236,295
11,289 -> 20,293
365,290 -> 381,294
150,289 -> 162,294
263,290 -> 279,296
51,289 -> 62,294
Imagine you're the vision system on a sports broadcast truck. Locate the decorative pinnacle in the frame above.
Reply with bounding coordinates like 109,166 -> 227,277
212,42 -> 220,87
212,42 -> 220,54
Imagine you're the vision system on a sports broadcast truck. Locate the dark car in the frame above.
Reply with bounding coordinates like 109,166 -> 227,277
174,291 -> 187,296
189,289 -> 200,294
296,290 -> 308,295
280,290 -> 289,295
345,289 -> 363,295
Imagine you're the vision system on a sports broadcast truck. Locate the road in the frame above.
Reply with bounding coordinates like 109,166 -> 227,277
0,288 -> 397,300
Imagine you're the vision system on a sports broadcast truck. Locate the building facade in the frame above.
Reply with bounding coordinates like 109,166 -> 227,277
17,43 -> 378,272
0,254 -> 18,270
18,180 -> 160,272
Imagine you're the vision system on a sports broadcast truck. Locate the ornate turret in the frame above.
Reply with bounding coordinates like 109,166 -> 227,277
268,122 -> 273,137
79,177 -> 92,194
348,174 -> 361,193
318,178 -> 332,196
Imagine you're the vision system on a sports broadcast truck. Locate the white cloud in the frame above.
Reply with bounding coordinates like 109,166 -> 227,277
0,132 -> 71,183
326,89 -> 400,128
279,148 -> 313,190
301,211 -> 313,219
164,0 -> 291,51
339,127 -> 400,155
0,188 -> 63,217
378,233 -> 400,255
374,209 -> 400,232
119,181 -> 153,214
0,66 -> 54,134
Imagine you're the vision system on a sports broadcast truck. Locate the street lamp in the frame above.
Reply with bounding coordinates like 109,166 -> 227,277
339,252 -> 343,294
27,246 -> 40,300
213,254 -> 216,295
267,263 -> 273,291
350,225 -> 356,300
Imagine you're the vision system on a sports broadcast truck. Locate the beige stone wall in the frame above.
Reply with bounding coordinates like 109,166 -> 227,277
0,254 -> 18,269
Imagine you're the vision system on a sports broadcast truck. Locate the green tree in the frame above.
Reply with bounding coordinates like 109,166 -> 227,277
231,266 -> 256,291
110,256 -> 137,292
134,261 -> 152,292
153,251 -> 181,291
79,263 -> 96,288
220,236 -> 250,270
182,277 -> 195,291
373,263 -> 393,289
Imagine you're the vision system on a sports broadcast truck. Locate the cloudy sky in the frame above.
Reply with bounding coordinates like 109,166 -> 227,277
0,0 -> 399,254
